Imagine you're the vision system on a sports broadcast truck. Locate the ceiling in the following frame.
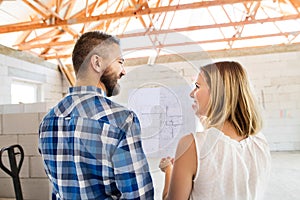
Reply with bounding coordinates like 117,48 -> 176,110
0,0 -> 300,85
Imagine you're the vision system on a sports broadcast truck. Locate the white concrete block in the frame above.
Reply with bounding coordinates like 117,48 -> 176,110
0,96 -> 11,105
29,156 -> 47,178
264,126 -> 299,143
24,103 -> 49,113
0,135 -> 18,148
279,101 -> 297,109
0,66 -> 8,78
18,134 -> 39,156
293,142 -> 300,150
2,113 -> 39,134
274,142 -> 296,151
0,77 -> 11,85
265,118 -> 300,127
21,178 -> 50,200
2,104 -> 25,114
0,156 -> 29,178
5,56 -> 22,68
38,112 -> 47,122
0,86 -> 11,96
0,114 -> 2,134
271,76 -> 300,86
0,178 -> 14,198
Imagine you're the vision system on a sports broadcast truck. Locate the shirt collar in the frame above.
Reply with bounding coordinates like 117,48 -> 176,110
68,86 -> 106,97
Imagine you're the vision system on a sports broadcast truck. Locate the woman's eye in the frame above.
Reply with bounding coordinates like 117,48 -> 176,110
195,84 -> 200,89
118,59 -> 125,65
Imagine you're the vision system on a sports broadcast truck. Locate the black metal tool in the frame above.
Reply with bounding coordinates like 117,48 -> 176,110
0,144 -> 24,200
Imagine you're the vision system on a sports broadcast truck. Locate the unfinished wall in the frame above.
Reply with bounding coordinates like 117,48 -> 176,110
0,45 -> 65,199
0,104 -> 51,199
0,44 -> 64,105
217,51 -> 300,151
0,45 -> 299,199
116,51 -> 300,152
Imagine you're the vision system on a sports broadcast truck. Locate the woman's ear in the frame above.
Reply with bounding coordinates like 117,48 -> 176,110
91,55 -> 103,73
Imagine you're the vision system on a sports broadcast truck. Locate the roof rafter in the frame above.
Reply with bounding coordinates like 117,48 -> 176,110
0,0 -> 261,34
40,30 -> 300,60
16,13 -> 300,50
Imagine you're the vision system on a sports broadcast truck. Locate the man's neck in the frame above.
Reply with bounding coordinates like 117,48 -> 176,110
97,82 -> 107,94
75,79 -> 107,94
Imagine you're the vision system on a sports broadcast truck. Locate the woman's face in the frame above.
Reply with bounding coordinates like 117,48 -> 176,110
190,72 -> 210,117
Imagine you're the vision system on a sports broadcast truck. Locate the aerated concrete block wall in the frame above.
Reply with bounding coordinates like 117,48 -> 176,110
0,104 -> 51,199
0,44 -> 299,199
216,51 -> 300,151
0,44 -> 65,105
115,51 -> 300,152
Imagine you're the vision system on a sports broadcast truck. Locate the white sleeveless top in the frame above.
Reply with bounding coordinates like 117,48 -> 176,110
190,127 -> 271,200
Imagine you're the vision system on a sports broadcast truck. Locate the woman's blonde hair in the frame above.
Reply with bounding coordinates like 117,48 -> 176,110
201,61 -> 263,137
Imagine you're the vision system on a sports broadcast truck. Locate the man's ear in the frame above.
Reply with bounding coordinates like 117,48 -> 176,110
91,55 -> 103,73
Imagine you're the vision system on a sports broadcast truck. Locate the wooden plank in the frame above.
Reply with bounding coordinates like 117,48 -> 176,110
64,0 -> 76,19
22,0 -> 49,18
33,0 -> 62,19
124,42 -> 300,66
0,0 -> 262,33
19,40 -> 74,50
57,59 -> 75,86
40,31 -> 300,60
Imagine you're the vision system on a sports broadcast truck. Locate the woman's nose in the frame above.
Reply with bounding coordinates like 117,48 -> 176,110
190,90 -> 195,98
121,67 -> 126,76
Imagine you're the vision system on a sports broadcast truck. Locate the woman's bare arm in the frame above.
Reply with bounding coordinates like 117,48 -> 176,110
162,134 -> 197,200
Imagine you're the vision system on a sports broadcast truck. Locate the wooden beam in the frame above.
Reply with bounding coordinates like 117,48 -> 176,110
57,58 -> 75,86
288,0 -> 300,13
19,29 -> 62,45
116,14 -> 300,38
64,0 -> 76,19
41,33 -> 63,54
16,13 -> 300,49
0,0 -> 262,33
39,31 -> 300,60
122,31 -> 300,52
70,0 -> 105,19
14,30 -> 32,45
33,0 -> 62,19
42,54 -> 70,59
124,42 -> 300,66
61,26 -> 79,38
22,0 -> 49,19
18,40 -> 74,50
56,0 -> 62,13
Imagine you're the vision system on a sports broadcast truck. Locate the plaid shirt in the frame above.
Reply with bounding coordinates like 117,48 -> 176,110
38,86 -> 154,200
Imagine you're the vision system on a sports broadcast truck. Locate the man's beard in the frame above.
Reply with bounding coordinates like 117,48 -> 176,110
100,69 -> 121,97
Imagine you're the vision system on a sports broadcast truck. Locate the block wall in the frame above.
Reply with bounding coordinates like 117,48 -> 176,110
115,51 -> 300,152
0,47 -> 299,200
0,46 -> 65,105
213,51 -> 300,151
0,104 -> 51,199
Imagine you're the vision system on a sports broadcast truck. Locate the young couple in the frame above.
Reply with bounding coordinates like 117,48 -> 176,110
39,31 -> 271,200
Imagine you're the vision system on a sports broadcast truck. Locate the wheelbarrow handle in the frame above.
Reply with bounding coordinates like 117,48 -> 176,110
0,144 -> 24,178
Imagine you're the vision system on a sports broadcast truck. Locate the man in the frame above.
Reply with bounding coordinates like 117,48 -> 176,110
38,31 -> 154,199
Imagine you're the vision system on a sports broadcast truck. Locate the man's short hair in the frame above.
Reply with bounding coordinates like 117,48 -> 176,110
72,31 -> 120,75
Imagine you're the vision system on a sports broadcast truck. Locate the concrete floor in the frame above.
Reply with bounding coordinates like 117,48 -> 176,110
148,151 -> 300,200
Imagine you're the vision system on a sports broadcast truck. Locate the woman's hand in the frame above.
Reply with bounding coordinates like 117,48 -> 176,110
159,157 -> 174,172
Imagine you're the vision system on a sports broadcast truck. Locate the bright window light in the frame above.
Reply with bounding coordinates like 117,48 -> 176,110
11,80 -> 40,104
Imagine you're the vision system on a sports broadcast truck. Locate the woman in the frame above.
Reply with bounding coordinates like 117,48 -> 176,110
159,61 -> 271,200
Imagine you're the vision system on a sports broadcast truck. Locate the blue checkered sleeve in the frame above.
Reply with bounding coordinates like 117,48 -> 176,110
112,112 -> 154,199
